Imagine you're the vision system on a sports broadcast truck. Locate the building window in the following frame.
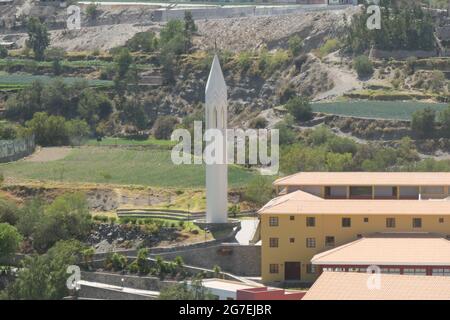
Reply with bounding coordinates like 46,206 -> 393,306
306,264 -> 316,274
403,268 -> 426,275
432,268 -> 450,276
342,218 -> 351,228
306,237 -> 316,248
269,264 -> 279,274
289,237 -> 295,243
269,238 -> 279,248
290,216 -> 295,221
386,218 -> 396,228
349,186 -> 372,198
413,218 -> 422,228
439,218 -> 444,223
325,236 -> 335,247
269,217 -> 279,227
422,186 -> 444,194
306,217 -> 315,227
381,268 -> 401,274
363,217 -> 369,223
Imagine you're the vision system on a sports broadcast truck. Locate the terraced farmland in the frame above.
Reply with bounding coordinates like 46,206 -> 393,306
312,101 -> 448,121
0,73 -> 113,90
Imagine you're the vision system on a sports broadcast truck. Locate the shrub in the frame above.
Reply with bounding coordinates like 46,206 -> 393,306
153,115 -> 179,140
236,51 -> 253,71
126,31 -> 158,53
316,38 -> 340,58
85,3 -> 99,20
285,96 -> 313,122
411,107 -> 436,139
110,253 -> 127,271
353,55 -> 373,78
0,223 -> 22,260
0,198 -> 20,225
0,44 -> 8,58
288,35 -> 303,56
244,176 -> 273,206
248,116 -> 268,129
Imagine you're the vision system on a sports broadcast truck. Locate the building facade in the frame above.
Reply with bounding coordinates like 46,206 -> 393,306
260,172 -> 450,284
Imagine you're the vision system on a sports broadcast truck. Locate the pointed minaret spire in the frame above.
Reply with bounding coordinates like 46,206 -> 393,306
205,54 -> 228,224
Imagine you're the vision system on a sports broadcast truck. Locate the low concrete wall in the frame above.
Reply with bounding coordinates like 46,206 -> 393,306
78,283 -> 156,300
371,49 -> 437,60
80,271 -> 177,291
150,243 -> 261,276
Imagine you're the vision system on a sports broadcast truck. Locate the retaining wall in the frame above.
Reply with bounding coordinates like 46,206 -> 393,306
0,135 -> 35,163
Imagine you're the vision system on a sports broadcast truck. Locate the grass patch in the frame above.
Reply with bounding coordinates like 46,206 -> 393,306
312,100 -> 448,120
0,147 -> 257,188
86,137 -> 177,147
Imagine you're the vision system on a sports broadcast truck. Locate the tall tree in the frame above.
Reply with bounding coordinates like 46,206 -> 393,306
26,17 -> 50,61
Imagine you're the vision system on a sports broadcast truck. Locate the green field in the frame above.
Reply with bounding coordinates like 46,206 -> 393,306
312,101 -> 448,121
0,147 -> 257,188
0,73 -> 113,89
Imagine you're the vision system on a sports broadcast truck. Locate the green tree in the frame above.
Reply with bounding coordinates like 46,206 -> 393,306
4,240 -> 84,300
32,193 -> 92,253
353,55 -> 373,78
66,119 -> 90,146
411,107 -> 436,139
0,197 -> 20,226
0,223 -> 22,260
0,44 -> 7,58
26,17 -> 50,61
85,2 -> 99,20
16,198 -> 43,238
158,277 -> 214,300
26,112 -> 69,146
126,31 -> 158,53
439,105 -> 450,138
285,96 -> 313,122
244,176 -> 273,206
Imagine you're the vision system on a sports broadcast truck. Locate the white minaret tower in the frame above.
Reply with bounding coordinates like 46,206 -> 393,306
205,54 -> 228,224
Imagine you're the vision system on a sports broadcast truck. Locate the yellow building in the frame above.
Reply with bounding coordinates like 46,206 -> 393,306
259,172 -> 450,284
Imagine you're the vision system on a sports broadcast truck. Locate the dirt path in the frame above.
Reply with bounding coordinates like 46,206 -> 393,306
313,53 -> 363,102
24,147 -> 73,162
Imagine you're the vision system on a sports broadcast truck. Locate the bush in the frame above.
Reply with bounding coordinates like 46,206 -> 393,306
316,38 -> 340,58
244,176 -> 273,206
288,35 -> 303,56
153,115 -> 179,140
285,96 -> 313,122
0,44 -> 8,58
0,223 -> 22,260
0,197 -> 20,225
85,3 -> 99,20
439,105 -> 450,138
353,55 -> 373,78
32,193 -> 92,253
236,51 -> 253,71
110,253 -> 127,271
411,107 -> 436,139
126,31 -> 158,53
248,116 -> 268,129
